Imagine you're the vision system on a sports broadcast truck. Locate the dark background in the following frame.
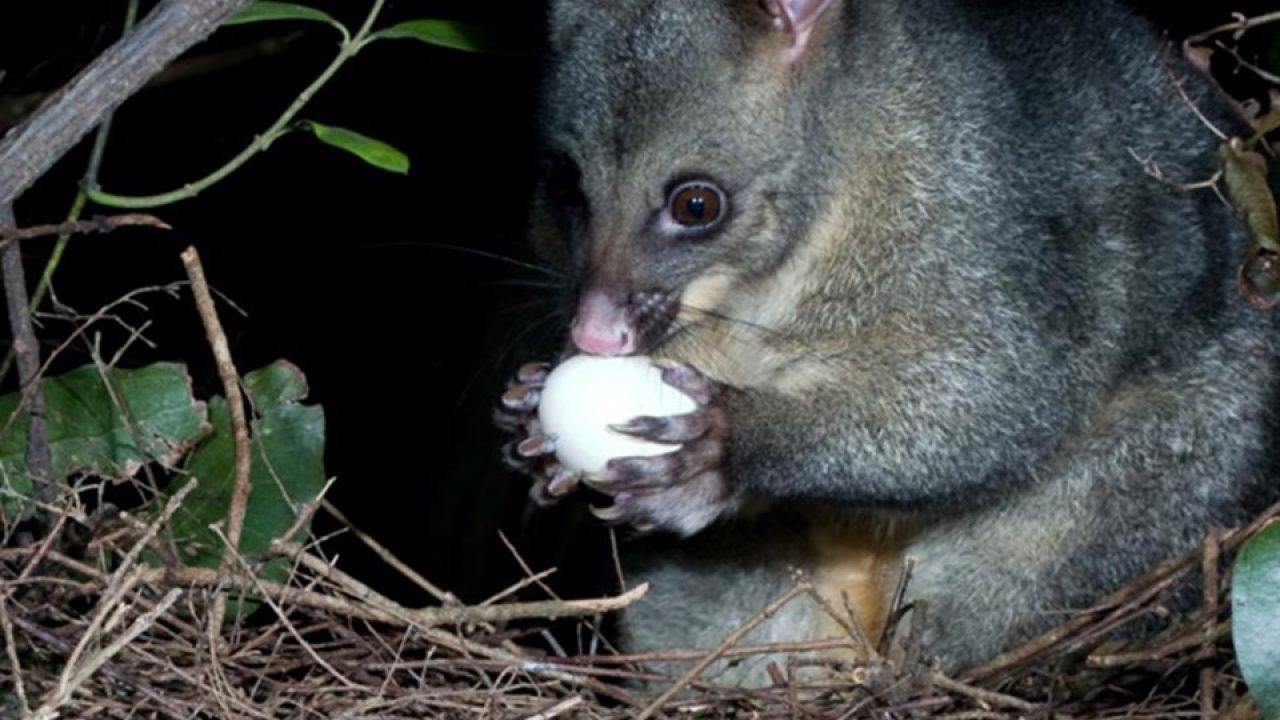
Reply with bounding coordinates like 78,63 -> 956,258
0,0 -> 1276,618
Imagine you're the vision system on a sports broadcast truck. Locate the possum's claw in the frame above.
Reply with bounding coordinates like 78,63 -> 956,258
588,361 -> 736,535
530,465 -> 581,506
496,360 -> 579,506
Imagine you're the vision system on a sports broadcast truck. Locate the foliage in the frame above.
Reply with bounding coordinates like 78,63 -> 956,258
0,364 -> 208,520
1234,522 -> 1280,720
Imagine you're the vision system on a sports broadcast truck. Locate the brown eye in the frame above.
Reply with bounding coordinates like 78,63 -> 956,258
668,181 -> 726,228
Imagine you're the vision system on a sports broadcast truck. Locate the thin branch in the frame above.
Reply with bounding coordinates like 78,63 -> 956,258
31,587 -> 183,720
1184,11 -> 1280,48
929,669 -> 1040,714
181,245 -> 251,644
87,0 -> 389,209
0,203 -> 53,513
134,565 -> 648,629
0,0 -> 255,206
320,499 -> 457,605
0,596 -> 29,716
636,579 -> 812,720
0,213 -> 170,247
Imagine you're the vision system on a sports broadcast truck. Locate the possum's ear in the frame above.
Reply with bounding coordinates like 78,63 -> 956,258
759,0 -> 837,61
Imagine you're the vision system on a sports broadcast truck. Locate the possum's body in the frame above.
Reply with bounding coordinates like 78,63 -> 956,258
516,0 -> 1280,683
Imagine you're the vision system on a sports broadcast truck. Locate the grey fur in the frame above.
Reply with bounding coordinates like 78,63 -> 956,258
529,0 -> 1280,682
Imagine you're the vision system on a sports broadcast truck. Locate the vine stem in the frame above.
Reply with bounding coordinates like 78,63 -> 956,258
87,0 -> 389,209
0,0 -> 142,385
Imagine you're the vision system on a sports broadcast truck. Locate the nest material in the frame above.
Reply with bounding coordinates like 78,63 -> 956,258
0,485 -> 1271,720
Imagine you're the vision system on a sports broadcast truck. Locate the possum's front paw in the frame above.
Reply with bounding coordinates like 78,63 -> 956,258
495,361 -> 582,505
585,361 -> 735,536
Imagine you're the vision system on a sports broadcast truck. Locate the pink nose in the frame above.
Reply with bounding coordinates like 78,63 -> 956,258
571,290 -> 637,356
571,319 -> 634,356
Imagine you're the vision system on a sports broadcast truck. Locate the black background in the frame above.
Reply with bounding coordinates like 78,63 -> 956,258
1,0 -> 1276,617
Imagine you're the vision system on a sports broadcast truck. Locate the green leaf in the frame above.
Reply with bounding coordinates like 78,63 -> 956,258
0,364 -> 209,521
300,121 -> 410,175
1233,521 -> 1280,720
370,19 -> 497,53
224,1 -> 342,29
161,362 -> 326,606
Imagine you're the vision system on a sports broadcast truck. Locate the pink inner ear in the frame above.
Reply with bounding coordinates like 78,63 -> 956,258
762,0 -> 836,35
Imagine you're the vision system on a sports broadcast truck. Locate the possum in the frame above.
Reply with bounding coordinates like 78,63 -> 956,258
498,0 -> 1280,684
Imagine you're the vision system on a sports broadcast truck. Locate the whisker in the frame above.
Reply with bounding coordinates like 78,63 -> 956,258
494,297 -> 561,319
362,240 -> 567,280
668,304 -> 852,373
455,310 -> 566,412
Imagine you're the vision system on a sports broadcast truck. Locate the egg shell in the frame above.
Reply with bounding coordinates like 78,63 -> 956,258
537,355 -> 698,474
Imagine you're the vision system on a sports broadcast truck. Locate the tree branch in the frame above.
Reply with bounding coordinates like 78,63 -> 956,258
0,204 -> 52,510
0,0 -> 253,206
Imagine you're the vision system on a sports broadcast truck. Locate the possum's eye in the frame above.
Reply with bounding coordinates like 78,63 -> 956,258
667,181 -> 726,229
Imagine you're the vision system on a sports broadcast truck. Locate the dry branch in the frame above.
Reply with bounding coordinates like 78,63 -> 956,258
0,214 -> 170,247
181,245 -> 252,644
0,0 -> 253,205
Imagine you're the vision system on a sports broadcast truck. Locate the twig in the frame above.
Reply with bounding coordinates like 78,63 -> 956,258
56,480 -> 196,692
929,668 -> 1040,714
181,245 -> 251,643
523,695 -> 585,720
136,565 -> 648,628
0,213 -> 170,247
0,203 -> 53,513
970,496 -> 1280,683
1086,620 -> 1229,667
0,595 -> 29,716
1184,11 -> 1280,48
0,0 -> 254,206
547,638 -> 857,666
30,587 -> 183,720
219,529 -> 362,691
635,579 -> 812,720
320,498 -> 457,605
802,583 -> 876,657
1199,529 -> 1221,720
87,0 -> 388,209
962,548 -> 1195,682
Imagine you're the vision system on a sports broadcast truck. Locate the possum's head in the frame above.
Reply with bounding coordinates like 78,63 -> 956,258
532,0 -> 847,358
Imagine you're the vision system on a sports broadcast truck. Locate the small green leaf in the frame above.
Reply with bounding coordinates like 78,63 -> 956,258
160,361 -> 326,613
1233,521 -> 1280,720
0,364 -> 209,521
225,1 -> 342,29
300,121 -> 409,175
370,19 -> 496,53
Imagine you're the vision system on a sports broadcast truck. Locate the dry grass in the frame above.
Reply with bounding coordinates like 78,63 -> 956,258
0,478 -> 1271,719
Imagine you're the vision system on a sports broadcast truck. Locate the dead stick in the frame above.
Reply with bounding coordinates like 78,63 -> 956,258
0,595 -> 29,716
0,0 -> 254,205
320,498 -> 457,605
30,587 -> 183,720
139,565 -> 647,628
1184,10 -> 1280,48
0,203 -> 53,513
545,638 -> 857,666
636,580 -> 812,720
930,669 -> 1039,713
0,213 -> 170,247
181,245 -> 251,643
1200,529 -> 1221,720
1087,620 -> 1229,667
968,497 -> 1280,682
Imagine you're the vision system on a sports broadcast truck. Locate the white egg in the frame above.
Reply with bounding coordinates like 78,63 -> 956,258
537,355 -> 698,474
